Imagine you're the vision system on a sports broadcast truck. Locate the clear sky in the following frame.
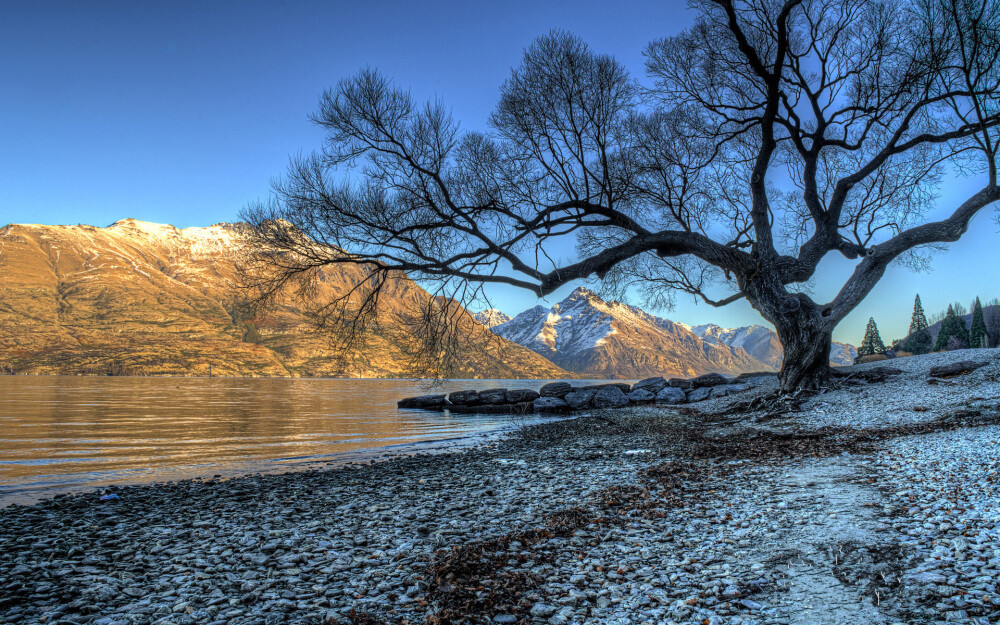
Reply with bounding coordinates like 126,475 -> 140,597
2,1 -> 998,345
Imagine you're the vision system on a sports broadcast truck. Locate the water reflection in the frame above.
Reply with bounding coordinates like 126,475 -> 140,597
0,376 -> 578,506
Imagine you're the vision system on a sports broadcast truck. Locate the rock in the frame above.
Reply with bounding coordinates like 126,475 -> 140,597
447,390 -> 480,405
687,387 -> 712,402
534,397 -> 570,412
529,603 -> 558,618
539,382 -> 574,398
564,389 -> 596,410
712,383 -> 750,398
668,378 -> 694,389
493,615 -> 517,623
691,373 -> 728,388
505,388 -> 540,403
579,383 -> 632,394
478,388 -> 508,404
593,386 -> 629,408
733,371 -> 777,384
397,394 -> 447,409
631,377 -> 668,393
655,387 -> 687,404
929,360 -> 989,379
626,388 -> 655,403
856,366 -> 904,383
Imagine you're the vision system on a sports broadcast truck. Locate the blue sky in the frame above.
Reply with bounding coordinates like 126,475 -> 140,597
2,1 -> 998,345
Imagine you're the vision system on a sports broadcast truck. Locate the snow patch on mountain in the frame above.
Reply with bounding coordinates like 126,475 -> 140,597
472,309 -> 512,328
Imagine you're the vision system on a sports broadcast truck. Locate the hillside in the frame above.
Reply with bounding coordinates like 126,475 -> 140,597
0,219 -> 568,378
489,288 -> 771,379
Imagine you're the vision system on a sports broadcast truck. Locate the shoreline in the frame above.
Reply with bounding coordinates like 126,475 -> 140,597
1,349 -> 999,624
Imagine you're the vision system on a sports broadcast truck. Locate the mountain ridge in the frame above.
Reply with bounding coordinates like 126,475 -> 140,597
483,288 -> 857,378
0,219 -> 568,378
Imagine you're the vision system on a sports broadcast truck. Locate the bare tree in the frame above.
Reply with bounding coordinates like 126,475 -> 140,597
243,0 -> 1000,393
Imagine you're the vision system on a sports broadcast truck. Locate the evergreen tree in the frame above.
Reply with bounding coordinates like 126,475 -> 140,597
859,317 -> 887,356
904,294 -> 933,354
970,297 -> 989,348
934,304 -> 970,351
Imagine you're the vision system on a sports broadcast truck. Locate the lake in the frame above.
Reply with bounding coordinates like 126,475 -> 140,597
0,376 -> 582,507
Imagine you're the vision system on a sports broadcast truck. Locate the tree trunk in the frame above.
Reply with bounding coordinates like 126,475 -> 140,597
743,277 -> 834,394
775,322 -> 834,393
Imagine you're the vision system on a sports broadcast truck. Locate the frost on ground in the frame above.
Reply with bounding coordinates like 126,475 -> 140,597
1,349 -> 999,625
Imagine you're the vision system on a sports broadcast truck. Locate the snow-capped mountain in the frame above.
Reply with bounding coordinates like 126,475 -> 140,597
690,324 -> 783,369
473,308 -> 512,329
490,287 -> 771,379
691,323 -> 857,368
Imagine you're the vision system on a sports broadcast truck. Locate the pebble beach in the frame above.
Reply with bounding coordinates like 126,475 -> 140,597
3,348 -> 1000,625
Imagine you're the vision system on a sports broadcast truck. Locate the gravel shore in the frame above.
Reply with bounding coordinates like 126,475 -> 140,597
2,348 -> 1000,625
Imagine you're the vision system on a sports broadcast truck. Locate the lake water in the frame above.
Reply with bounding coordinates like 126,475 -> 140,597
0,376 -> 581,507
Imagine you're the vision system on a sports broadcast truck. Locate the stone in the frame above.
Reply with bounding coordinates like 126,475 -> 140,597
668,377 -> 694,389
929,360 -> 988,379
687,387 -> 712,402
733,371 -> 778,384
534,397 -> 570,412
691,373 -> 728,388
631,377 -> 668,393
564,389 -> 596,410
539,382 -> 574,398
447,390 -> 480,405
579,382 -> 632,394
626,388 -> 655,403
593,386 -> 629,409
397,394 -> 447,409
655,387 -> 686,404
529,603 -> 558,618
505,388 -> 540,403
856,366 -> 904,383
478,388 -> 508,404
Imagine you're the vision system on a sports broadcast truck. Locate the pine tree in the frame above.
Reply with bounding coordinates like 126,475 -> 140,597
904,294 -> 932,354
859,317 -> 887,356
970,297 -> 989,348
934,304 -> 970,351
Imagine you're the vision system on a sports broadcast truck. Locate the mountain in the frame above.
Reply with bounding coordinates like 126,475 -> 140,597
691,323 -> 858,368
0,219 -> 568,378
689,324 -> 783,369
473,309 -> 512,329
489,287 -> 771,379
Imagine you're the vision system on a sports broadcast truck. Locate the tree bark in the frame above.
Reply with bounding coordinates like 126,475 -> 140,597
743,275 -> 834,394
774,322 -> 834,393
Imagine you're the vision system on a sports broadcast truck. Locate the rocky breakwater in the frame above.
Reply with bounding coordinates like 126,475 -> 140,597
397,372 -> 772,414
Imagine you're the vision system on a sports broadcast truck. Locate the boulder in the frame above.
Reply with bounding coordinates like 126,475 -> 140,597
626,388 -> 656,403
655,387 -> 687,404
505,388 -> 540,403
397,394 -> 447,409
478,388 -> 508,404
593,386 -> 629,408
668,378 -> 694,389
539,382 -> 574,398
534,397 -> 570,412
447,389 -> 480,405
447,402 -> 533,415
564,389 -> 596,409
733,371 -> 778,384
691,373 -> 728,388
686,387 -> 712,402
579,383 -> 632,394
631,376 -> 668,393
929,360 -> 989,379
